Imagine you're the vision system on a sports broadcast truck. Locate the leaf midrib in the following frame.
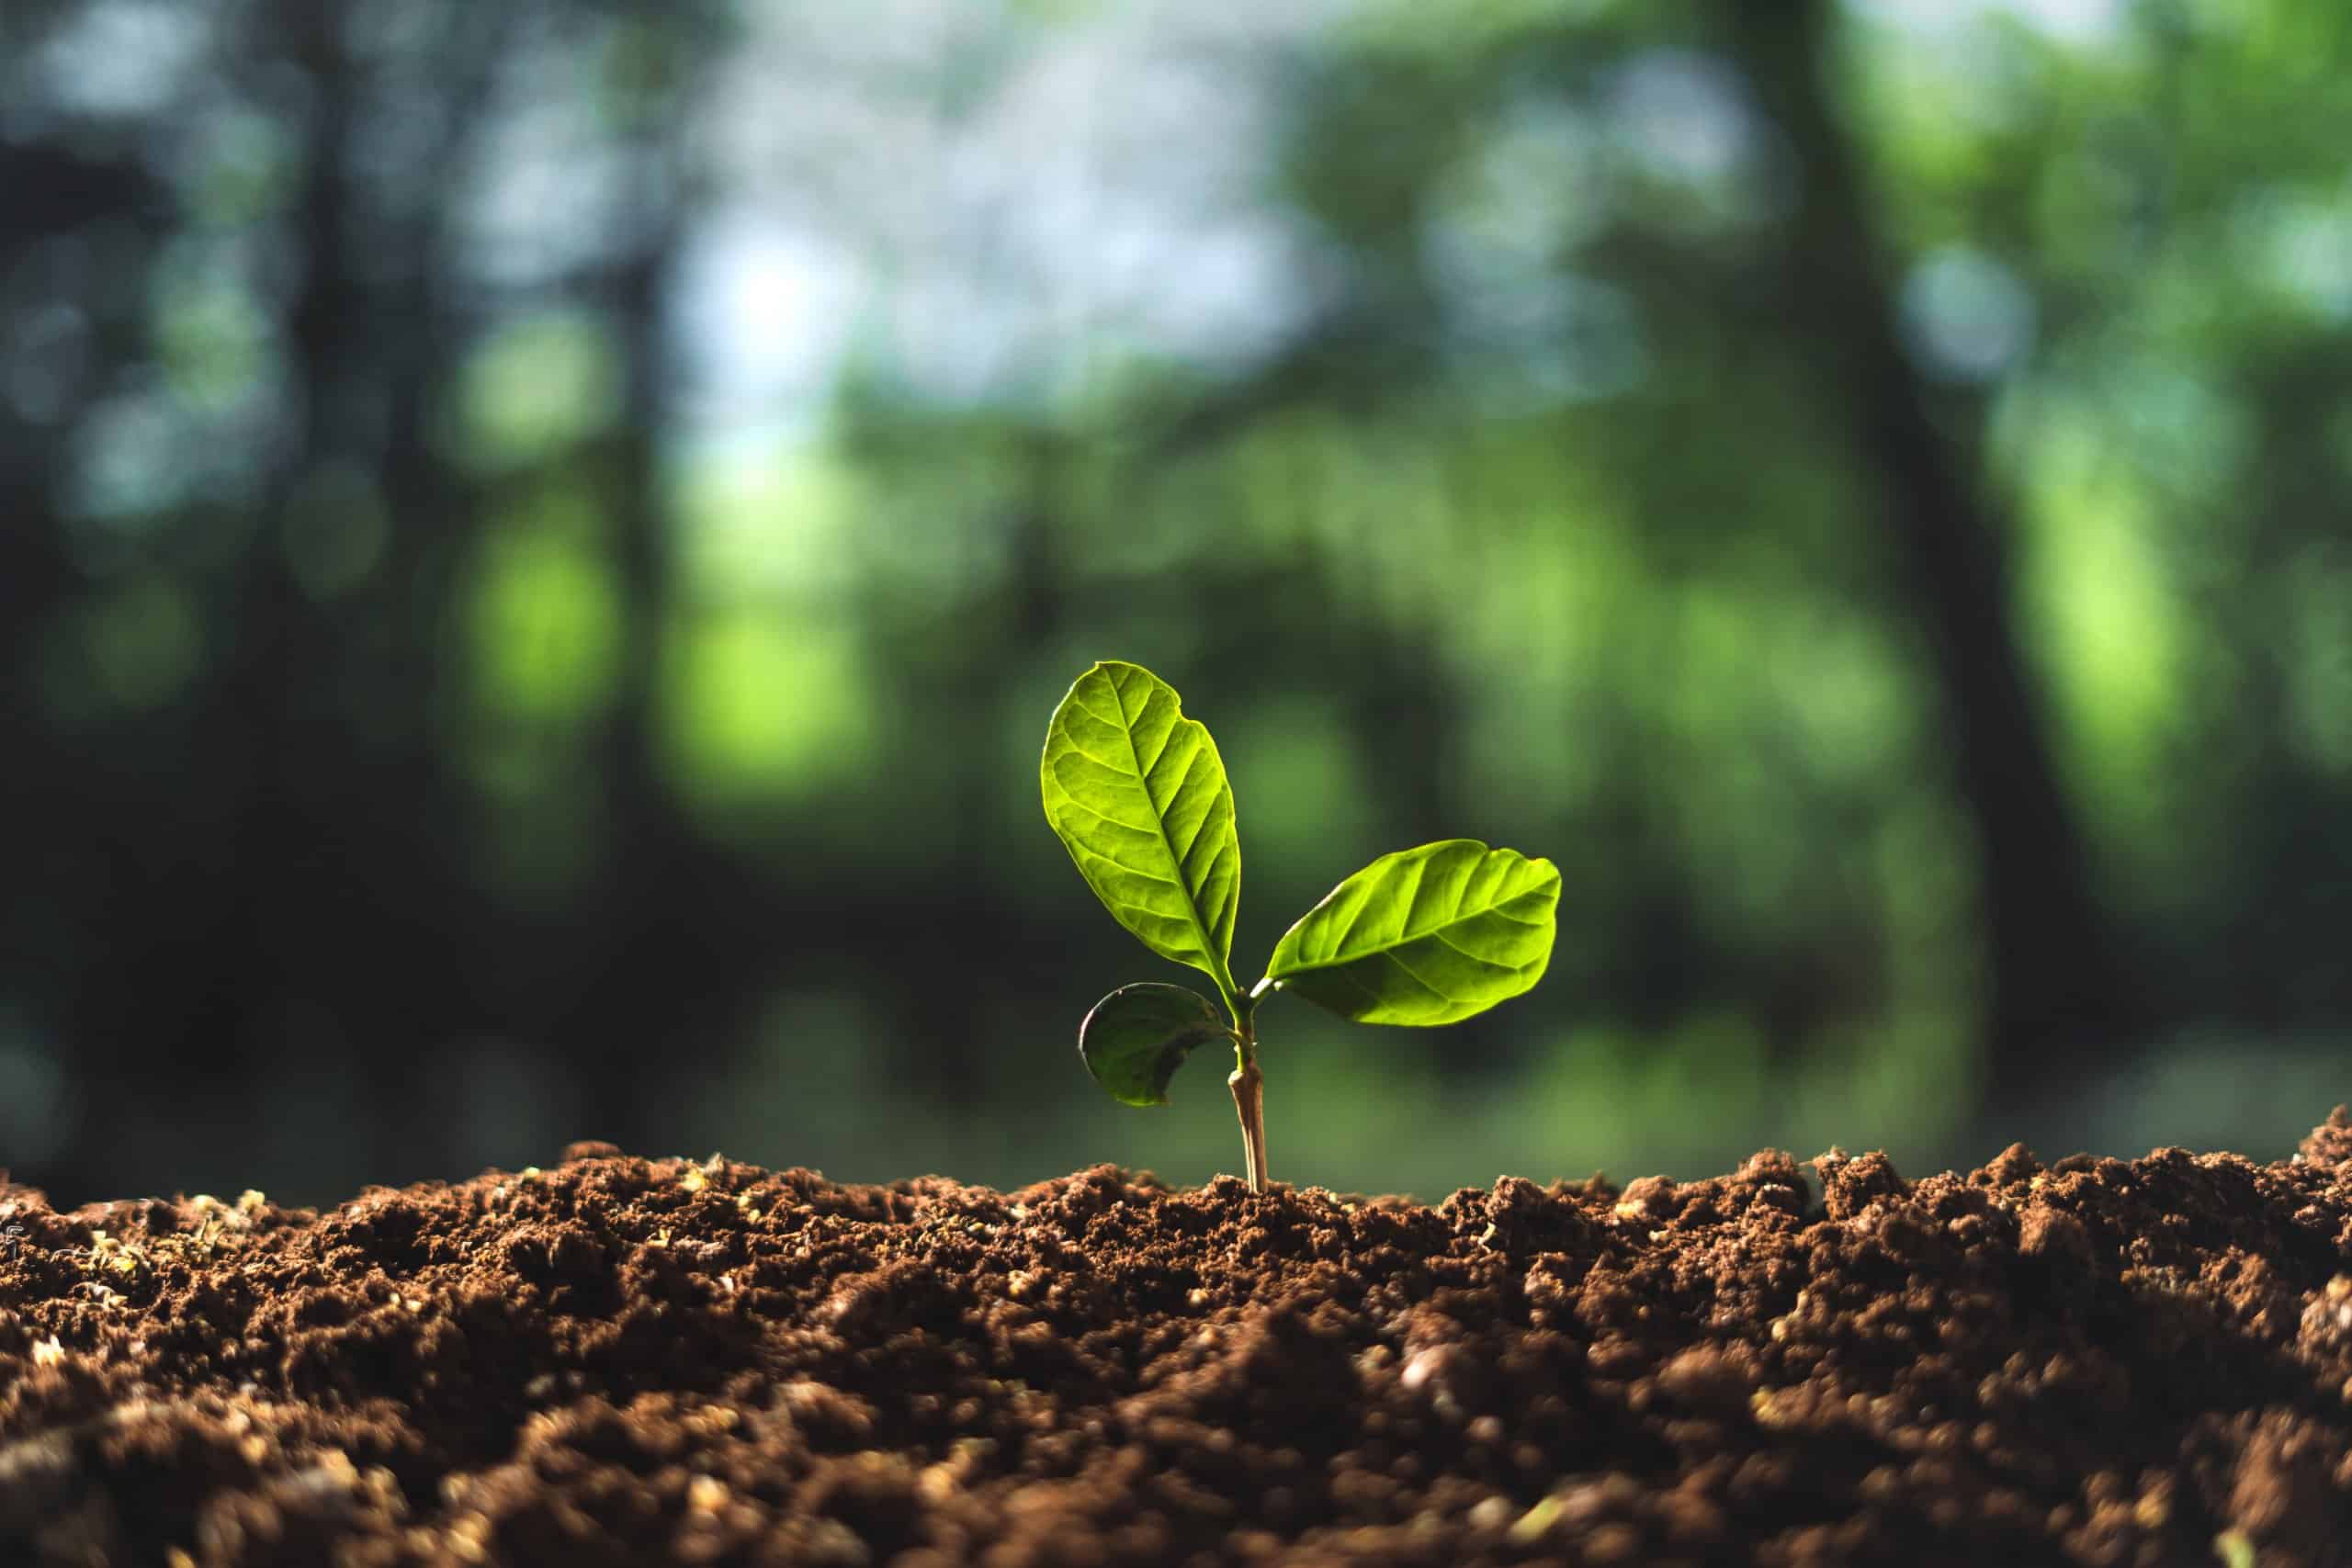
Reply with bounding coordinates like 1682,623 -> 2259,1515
1105,666 -> 1235,1002
1271,879 -> 1551,980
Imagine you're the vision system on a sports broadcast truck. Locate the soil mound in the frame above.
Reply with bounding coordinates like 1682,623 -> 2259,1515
9,1115 -> 2352,1565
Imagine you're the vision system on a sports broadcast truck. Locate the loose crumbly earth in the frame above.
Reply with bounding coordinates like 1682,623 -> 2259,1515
10,1116 -> 2352,1568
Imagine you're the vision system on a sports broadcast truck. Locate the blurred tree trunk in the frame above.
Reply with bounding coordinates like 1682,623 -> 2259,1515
200,1 -> 503,1179
1724,0 -> 2145,1113
569,216 -> 695,1152
559,9 -> 745,1151
209,0 -> 391,1146
0,148 -> 153,1052
368,8 -> 526,1178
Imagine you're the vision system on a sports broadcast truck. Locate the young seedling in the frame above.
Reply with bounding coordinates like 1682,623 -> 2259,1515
1042,660 -> 1559,1192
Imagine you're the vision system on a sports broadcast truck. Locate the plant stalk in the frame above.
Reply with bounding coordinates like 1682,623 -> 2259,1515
1227,1045 -> 1268,1194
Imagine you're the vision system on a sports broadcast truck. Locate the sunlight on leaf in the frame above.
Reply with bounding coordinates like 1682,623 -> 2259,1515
1264,840 -> 1558,1026
1041,661 -> 1242,1001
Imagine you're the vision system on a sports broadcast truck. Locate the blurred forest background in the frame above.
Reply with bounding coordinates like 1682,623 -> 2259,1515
5,0 -> 2349,1207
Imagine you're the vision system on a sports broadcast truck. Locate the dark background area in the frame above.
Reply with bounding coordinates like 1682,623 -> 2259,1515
4,0 -> 2348,1207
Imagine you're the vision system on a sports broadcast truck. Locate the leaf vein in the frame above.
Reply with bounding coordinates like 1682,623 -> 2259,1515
1073,850 -> 1183,888
1045,784 -> 1159,836
1378,947 -> 1457,1004
1430,930 -> 1521,972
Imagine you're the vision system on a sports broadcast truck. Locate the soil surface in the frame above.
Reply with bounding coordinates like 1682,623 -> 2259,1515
9,1118 -> 2352,1567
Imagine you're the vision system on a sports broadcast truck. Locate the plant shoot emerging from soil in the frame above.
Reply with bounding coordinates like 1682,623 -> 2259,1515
1042,660 -> 1560,1191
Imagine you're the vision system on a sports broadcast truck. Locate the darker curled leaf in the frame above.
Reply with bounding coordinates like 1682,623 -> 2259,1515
1078,983 -> 1230,1107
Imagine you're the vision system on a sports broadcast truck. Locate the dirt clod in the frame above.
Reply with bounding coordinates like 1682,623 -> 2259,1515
10,1118 -> 2352,1564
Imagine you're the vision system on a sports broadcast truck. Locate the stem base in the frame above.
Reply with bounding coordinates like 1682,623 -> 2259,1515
1227,1058 -> 1268,1194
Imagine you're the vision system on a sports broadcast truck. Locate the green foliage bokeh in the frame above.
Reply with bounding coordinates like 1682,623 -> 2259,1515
5,0 -> 2350,1201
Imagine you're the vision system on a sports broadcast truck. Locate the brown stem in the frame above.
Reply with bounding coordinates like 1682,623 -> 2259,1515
1227,1055 -> 1268,1194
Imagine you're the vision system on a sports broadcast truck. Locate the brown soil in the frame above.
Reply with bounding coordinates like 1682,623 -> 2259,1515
8,1117 -> 2352,1568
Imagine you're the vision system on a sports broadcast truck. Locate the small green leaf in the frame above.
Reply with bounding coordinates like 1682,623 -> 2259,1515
1041,661 -> 1242,1000
1261,840 -> 1559,1025
1079,983 -> 1232,1107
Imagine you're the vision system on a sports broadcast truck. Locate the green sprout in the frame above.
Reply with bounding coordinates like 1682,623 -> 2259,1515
1041,660 -> 1561,1191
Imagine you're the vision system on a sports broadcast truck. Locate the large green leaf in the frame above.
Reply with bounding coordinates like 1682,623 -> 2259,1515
1079,983 -> 1232,1107
1261,840 -> 1559,1025
1041,661 -> 1241,998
